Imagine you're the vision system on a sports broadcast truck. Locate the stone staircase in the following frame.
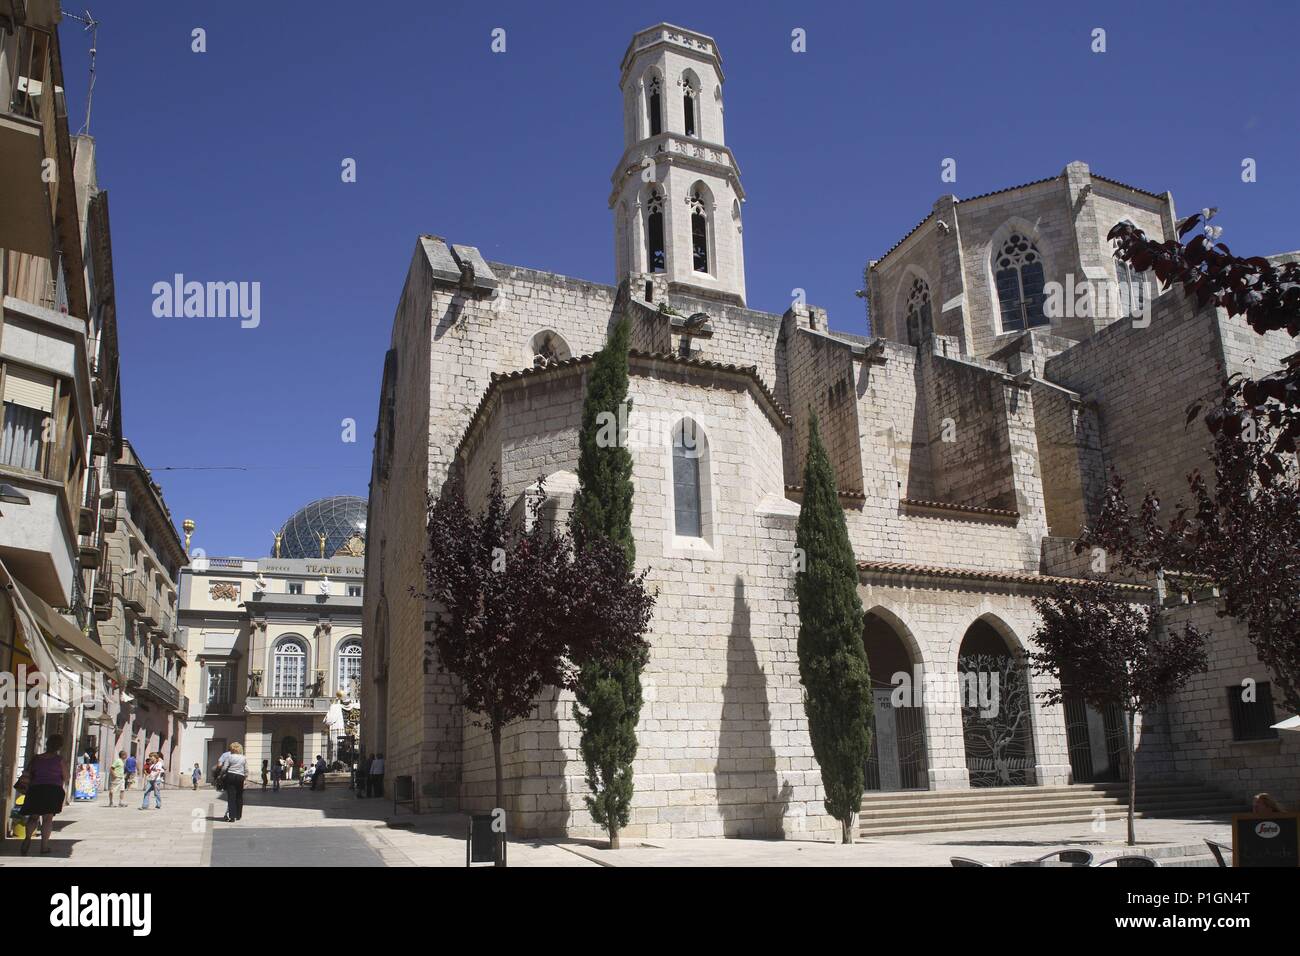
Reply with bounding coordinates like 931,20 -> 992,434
859,781 -> 1243,838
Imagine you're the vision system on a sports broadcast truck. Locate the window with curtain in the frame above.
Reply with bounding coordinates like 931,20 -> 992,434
1,402 -> 45,471
273,639 -> 307,697
1,366 -> 55,472
993,234 -> 1048,332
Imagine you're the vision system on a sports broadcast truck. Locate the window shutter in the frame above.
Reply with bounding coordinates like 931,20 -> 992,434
3,366 -> 55,413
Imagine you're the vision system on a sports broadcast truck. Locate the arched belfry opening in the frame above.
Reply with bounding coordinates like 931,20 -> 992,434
611,24 -> 747,304
863,610 -> 929,791
958,618 -> 1036,787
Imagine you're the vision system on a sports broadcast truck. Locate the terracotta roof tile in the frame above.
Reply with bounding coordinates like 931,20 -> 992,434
856,560 -> 1149,592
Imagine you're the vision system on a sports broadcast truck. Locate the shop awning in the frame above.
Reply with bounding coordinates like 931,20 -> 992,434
0,561 -> 108,713
11,577 -> 117,673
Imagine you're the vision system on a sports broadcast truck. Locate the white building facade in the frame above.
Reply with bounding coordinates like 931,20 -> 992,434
361,23 -> 1298,841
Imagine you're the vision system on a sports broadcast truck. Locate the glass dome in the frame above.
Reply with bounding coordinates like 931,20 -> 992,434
275,496 -> 367,559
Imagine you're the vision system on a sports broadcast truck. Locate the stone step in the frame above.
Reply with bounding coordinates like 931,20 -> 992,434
858,780 -> 1240,837
861,801 -> 1239,829
859,804 -> 1236,837
857,806 -> 1232,837
860,790 -> 1239,814
859,795 -> 1242,821
860,781 -> 1225,805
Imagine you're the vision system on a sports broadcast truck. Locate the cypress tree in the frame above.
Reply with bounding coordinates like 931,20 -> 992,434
571,315 -> 644,849
795,413 -> 872,843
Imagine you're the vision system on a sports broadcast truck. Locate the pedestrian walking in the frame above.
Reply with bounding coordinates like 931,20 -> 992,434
271,757 -> 281,792
312,755 -> 327,791
261,759 -> 269,790
19,734 -> 67,856
358,754 -> 372,798
285,754 -> 295,782
218,742 -> 248,822
140,754 -> 165,809
367,753 -> 385,799
124,752 -> 137,789
191,763 -> 202,790
107,751 -> 127,807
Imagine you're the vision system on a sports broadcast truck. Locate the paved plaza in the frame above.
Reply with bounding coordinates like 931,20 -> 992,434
0,782 -> 1231,867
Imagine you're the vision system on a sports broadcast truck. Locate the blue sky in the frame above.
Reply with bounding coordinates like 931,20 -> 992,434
58,0 -> 1298,558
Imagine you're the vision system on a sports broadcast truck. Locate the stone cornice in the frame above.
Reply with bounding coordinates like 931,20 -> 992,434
608,133 -> 744,207
619,23 -> 724,85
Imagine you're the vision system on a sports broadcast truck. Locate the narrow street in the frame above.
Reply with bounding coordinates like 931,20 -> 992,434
0,783 -> 593,868
1,781 -> 1230,868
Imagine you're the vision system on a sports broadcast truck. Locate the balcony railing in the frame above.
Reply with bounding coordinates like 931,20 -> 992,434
245,696 -> 331,715
123,654 -> 179,711
139,593 -> 159,626
117,568 -> 144,610
78,467 -> 99,536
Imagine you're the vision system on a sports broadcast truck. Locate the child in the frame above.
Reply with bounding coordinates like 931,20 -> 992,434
8,773 -> 29,840
191,763 -> 202,790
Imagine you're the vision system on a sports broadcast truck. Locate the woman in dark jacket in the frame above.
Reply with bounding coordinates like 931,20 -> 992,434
20,734 -> 67,856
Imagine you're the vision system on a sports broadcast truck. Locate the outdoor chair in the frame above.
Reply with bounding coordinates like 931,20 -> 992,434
1019,853 -> 1092,868
1094,855 -> 1159,867
1204,840 -> 1230,868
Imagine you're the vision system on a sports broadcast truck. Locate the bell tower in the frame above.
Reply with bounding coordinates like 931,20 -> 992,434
610,24 -> 747,306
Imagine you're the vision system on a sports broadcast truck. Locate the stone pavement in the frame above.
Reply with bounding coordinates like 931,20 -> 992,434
0,783 -> 1231,867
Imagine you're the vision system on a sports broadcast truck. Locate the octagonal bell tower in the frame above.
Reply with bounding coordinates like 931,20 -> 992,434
610,24 -> 747,306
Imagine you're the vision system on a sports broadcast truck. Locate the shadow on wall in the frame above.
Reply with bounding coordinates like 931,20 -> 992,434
530,688 -> 569,835
715,575 -> 792,837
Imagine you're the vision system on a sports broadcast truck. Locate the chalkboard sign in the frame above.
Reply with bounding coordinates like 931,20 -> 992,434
467,813 -> 506,867
1232,814 -> 1300,868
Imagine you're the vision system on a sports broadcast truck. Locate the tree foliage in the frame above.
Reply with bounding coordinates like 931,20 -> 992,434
1109,211 -> 1300,713
421,471 -> 652,820
1030,581 -> 1208,844
569,316 -> 653,848
794,414 -> 872,843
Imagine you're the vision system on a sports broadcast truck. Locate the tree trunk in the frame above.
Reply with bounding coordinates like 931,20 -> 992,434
841,814 -> 855,844
609,824 -> 620,850
491,724 -> 505,867
1125,709 -> 1137,847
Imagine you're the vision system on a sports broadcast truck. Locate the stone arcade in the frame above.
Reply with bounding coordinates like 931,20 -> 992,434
361,23 -> 1298,840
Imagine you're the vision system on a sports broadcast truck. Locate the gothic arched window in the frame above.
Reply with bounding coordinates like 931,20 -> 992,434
337,639 -> 362,696
993,233 -> 1048,332
530,330 -> 570,367
646,75 -> 663,137
272,638 -> 308,697
905,277 -> 933,346
646,189 -> 666,273
688,187 -> 710,273
1114,255 -> 1148,319
671,418 -> 706,538
681,72 -> 700,137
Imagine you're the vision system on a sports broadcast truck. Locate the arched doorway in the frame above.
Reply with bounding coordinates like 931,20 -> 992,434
958,617 -> 1035,787
1060,663 -> 1127,783
863,610 -> 929,791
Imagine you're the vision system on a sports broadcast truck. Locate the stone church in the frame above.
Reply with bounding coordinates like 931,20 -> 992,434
361,23 -> 1297,840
